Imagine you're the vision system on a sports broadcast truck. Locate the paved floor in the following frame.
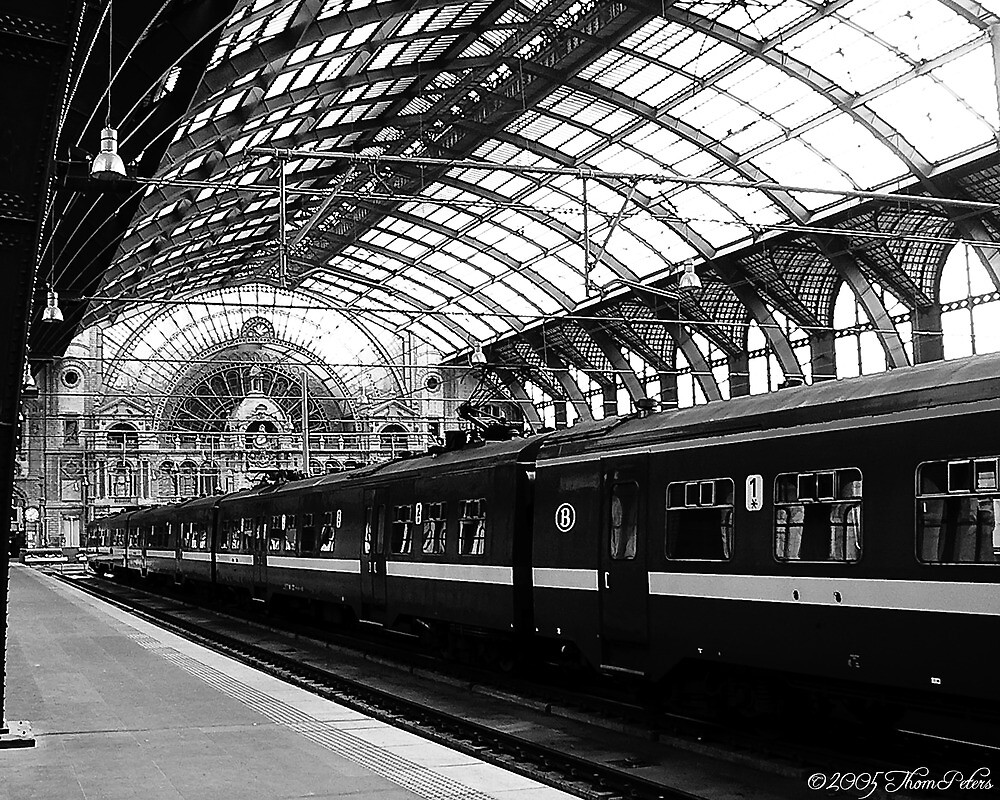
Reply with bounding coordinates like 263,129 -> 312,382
0,565 -> 574,800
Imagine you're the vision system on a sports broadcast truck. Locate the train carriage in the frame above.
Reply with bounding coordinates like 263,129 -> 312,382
175,494 -> 223,585
532,354 -> 1000,703
129,504 -> 187,580
366,435 -> 543,643
215,484 -> 296,599
262,469 -> 374,619
85,509 -> 136,577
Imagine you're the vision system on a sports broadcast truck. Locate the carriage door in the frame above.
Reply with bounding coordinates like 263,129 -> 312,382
252,514 -> 268,597
599,460 -> 650,674
361,489 -> 387,611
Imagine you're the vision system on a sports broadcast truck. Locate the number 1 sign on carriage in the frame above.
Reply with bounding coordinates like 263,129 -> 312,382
745,474 -> 763,511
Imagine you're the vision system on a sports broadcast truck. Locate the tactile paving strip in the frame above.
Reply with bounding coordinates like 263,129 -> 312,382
126,632 -> 500,800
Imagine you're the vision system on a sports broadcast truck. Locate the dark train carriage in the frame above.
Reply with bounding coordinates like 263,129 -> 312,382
174,494 -> 222,585
533,353 -> 1000,704
366,435 -> 545,643
527,416 -> 622,671
215,481 -> 310,598
261,468 -> 378,619
86,509 -> 135,576
130,504 -> 182,580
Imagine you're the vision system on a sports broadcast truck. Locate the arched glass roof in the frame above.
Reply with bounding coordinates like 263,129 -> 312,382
92,0 -> 1000,365
99,284 -> 403,404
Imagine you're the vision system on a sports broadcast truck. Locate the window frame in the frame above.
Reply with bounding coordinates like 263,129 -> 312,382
915,456 -> 1000,566
609,481 -> 639,561
318,510 -> 336,553
458,498 -> 487,556
665,477 -> 735,562
421,501 -> 448,555
391,504 -> 414,555
773,467 -> 863,564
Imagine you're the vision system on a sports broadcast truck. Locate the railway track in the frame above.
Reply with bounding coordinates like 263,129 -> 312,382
44,567 -> 997,800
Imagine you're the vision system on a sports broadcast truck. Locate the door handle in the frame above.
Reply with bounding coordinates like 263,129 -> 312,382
604,571 -> 610,589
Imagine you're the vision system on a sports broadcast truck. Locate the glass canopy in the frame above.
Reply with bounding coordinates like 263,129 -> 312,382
95,0 -> 999,365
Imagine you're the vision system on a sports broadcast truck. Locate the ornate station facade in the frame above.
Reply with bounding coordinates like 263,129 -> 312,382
13,310 -> 466,550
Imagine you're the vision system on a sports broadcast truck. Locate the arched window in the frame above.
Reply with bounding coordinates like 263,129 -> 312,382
107,423 -> 139,451
380,424 -> 408,453
178,460 -> 198,497
939,242 -> 1000,359
309,459 -> 323,476
325,459 -> 342,474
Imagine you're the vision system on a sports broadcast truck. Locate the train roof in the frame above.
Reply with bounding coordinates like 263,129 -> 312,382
130,495 -> 224,520
87,508 -> 136,527
540,351 -> 1000,458
263,433 -> 548,496
363,432 -> 549,480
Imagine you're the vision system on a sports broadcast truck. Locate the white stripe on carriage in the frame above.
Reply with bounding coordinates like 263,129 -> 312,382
216,554 -> 254,565
647,573 -> 1000,616
386,562 -> 513,585
181,551 -> 212,561
532,567 -> 598,591
268,556 -> 358,573
145,549 -> 176,559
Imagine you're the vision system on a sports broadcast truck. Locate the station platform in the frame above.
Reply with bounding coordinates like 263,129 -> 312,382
0,564 -> 573,800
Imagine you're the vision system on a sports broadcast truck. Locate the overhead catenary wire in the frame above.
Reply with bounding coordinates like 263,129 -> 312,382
247,146 -> 1000,213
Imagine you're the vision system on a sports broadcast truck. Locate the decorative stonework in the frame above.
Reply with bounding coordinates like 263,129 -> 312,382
239,316 -> 274,339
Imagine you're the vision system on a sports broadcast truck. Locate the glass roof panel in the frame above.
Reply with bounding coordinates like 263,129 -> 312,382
751,139 -> 855,208
798,115 -> 908,187
622,213 -> 700,266
930,44 -> 1000,129
846,0 -> 980,62
868,75 -> 995,162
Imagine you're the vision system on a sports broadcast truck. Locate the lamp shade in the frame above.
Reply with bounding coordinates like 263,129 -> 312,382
90,127 -> 127,180
42,289 -> 64,323
678,263 -> 702,290
21,365 -> 39,400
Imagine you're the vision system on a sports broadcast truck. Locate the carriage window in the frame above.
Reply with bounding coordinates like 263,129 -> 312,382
391,505 -> 414,554
149,524 -> 161,549
363,506 -> 372,555
192,521 -> 208,551
917,457 -> 999,564
666,478 -> 734,560
228,518 -> 242,551
238,518 -> 252,552
422,502 -> 447,554
774,468 -> 862,562
300,513 -> 317,555
458,499 -> 486,556
268,515 -> 284,553
284,514 -> 298,554
319,511 -> 336,553
610,482 -> 639,560
243,518 -> 258,552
